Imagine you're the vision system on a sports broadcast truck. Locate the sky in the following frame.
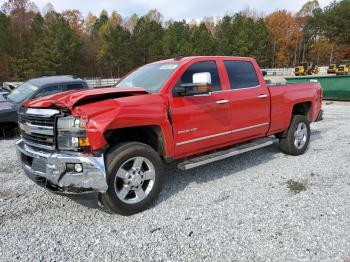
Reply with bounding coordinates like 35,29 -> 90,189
1,0 -> 335,20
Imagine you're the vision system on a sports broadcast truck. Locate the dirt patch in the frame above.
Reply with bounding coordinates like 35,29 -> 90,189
286,179 -> 307,194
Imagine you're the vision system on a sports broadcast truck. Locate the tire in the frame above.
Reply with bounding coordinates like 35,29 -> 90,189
101,142 -> 164,216
279,115 -> 310,156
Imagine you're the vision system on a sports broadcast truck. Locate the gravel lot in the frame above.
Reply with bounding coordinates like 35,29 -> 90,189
1,102 -> 350,261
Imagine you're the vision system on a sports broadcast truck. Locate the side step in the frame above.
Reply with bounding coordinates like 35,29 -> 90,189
177,137 -> 278,170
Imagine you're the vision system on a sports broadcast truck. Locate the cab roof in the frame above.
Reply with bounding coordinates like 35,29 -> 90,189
151,56 -> 256,65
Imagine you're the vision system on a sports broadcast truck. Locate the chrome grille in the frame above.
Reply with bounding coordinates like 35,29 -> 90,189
19,108 -> 60,150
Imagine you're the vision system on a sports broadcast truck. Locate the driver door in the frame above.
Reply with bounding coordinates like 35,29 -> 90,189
169,60 -> 232,158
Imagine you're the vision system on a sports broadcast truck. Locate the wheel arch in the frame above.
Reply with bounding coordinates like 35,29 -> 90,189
104,125 -> 168,160
292,101 -> 312,121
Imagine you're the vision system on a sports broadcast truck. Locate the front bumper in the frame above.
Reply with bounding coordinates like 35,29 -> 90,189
15,139 -> 108,194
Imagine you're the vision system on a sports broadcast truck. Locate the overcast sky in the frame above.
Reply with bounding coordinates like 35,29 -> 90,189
1,0 -> 335,20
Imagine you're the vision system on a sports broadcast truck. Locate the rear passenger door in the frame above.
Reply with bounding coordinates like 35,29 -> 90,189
222,60 -> 270,142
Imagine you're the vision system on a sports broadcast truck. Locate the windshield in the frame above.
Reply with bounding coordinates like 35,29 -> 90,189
8,82 -> 39,103
115,63 -> 180,93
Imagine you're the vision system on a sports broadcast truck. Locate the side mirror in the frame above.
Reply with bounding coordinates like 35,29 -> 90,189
174,72 -> 212,97
262,70 -> 267,77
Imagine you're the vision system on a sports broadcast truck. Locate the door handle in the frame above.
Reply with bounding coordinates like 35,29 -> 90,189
258,94 -> 268,99
216,99 -> 229,104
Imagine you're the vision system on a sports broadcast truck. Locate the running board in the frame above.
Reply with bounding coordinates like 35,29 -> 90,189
177,137 -> 278,170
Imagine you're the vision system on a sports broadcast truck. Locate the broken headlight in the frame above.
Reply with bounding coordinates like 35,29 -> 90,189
57,116 -> 90,150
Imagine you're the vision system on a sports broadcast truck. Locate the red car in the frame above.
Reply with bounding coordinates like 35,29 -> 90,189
16,56 -> 323,215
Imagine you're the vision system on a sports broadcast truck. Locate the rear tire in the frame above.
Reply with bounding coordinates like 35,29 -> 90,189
101,142 -> 164,216
279,115 -> 310,156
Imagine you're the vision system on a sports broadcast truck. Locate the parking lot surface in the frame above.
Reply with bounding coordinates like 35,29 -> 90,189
0,102 -> 349,261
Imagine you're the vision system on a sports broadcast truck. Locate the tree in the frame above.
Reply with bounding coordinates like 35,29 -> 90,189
162,20 -> 192,57
133,16 -> 164,64
110,11 -> 122,26
124,13 -> 138,33
297,0 -> 320,17
82,12 -> 97,35
265,10 -> 302,67
42,2 -> 55,15
0,11 -> 15,81
31,12 -> 82,76
190,23 -> 215,55
98,24 -> 133,76
322,0 -> 350,44
215,14 -> 271,67
62,9 -> 84,35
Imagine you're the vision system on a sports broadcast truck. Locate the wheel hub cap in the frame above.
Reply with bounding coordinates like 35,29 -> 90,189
294,122 -> 308,149
114,157 -> 156,204
128,169 -> 143,187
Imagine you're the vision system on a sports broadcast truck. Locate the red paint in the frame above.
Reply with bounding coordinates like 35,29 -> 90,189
24,56 -> 323,159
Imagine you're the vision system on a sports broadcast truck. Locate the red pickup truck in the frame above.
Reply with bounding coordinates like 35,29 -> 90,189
16,56 -> 323,215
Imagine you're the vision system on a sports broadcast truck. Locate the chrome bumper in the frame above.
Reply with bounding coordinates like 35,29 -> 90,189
15,139 -> 108,194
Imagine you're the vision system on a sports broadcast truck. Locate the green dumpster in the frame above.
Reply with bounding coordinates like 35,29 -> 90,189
285,75 -> 350,100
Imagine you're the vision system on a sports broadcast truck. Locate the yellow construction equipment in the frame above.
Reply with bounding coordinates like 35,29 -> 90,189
335,62 -> 349,75
327,64 -> 337,74
294,62 -> 319,76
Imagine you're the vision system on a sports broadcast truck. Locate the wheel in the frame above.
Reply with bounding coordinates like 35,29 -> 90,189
279,115 -> 310,156
101,142 -> 164,215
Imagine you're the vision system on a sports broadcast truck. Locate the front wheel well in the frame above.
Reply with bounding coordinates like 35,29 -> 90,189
104,126 -> 166,159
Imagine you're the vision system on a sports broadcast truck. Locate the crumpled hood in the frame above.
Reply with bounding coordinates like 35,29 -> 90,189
22,87 -> 148,110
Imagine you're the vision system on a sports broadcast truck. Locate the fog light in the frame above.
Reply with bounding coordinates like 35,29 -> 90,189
74,163 -> 83,173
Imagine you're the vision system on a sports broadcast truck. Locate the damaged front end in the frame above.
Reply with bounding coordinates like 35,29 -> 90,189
15,106 -> 108,194
16,139 -> 108,193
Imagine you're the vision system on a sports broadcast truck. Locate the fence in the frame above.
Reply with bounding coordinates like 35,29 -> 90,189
84,78 -> 120,88
262,66 -> 328,76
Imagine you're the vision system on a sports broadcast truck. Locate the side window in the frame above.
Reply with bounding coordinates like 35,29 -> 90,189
65,83 -> 85,91
224,61 -> 259,89
33,85 -> 63,98
176,61 -> 222,92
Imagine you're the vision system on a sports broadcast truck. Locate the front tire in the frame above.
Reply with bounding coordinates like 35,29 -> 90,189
101,142 -> 164,215
279,115 -> 310,156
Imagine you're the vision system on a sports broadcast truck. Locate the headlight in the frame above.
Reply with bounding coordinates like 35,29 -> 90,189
57,116 -> 90,150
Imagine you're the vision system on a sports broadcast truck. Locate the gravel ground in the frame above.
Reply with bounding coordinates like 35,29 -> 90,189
1,101 -> 350,261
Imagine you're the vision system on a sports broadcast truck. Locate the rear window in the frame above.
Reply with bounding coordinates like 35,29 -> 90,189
224,61 -> 259,90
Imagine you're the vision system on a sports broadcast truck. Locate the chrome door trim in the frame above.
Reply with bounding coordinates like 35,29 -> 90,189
212,85 -> 261,93
176,130 -> 232,146
176,122 -> 270,146
230,122 -> 269,133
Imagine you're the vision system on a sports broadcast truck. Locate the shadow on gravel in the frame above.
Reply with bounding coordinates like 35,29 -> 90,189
0,124 -> 19,140
66,146 -> 282,213
157,145 -> 280,205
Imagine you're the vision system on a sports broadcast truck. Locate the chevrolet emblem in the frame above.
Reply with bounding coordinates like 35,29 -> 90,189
20,123 -> 31,134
